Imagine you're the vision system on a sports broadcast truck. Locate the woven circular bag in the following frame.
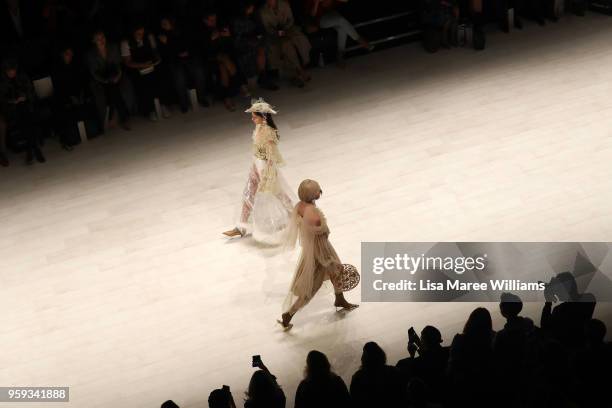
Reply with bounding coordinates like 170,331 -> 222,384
339,264 -> 360,292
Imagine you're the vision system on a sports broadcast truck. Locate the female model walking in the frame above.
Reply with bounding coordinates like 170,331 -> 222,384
223,98 -> 295,244
279,179 -> 359,330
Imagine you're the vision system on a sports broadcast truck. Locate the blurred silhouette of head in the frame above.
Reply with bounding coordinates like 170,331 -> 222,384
161,400 -> 180,408
2,58 -> 18,79
499,292 -> 523,319
92,30 -> 106,49
208,389 -> 230,408
305,350 -> 331,381
585,319 -> 606,346
420,326 -> 443,351
361,342 -> 386,370
160,16 -> 175,32
464,307 -> 493,340
555,271 -> 579,300
247,369 -> 278,403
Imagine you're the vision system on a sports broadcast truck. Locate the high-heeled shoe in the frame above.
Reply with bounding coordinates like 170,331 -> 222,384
222,227 -> 244,238
334,301 -> 359,312
277,312 -> 293,331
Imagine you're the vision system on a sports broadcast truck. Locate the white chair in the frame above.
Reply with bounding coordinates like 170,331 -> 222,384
189,89 -> 199,112
33,76 -> 54,100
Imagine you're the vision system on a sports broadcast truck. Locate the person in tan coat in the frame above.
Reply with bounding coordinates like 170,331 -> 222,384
260,0 -> 312,87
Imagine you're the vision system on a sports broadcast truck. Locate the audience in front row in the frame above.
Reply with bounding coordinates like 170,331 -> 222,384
295,350 -> 351,408
0,0 -> 604,167
303,0 -> 372,66
158,15 -> 210,113
121,22 -> 170,121
260,0 -> 312,88
188,272 -> 609,408
87,30 -> 132,132
0,58 -> 45,165
51,44 -> 98,150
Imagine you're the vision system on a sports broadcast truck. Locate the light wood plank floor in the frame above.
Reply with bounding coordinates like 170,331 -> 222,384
2,13 -> 612,408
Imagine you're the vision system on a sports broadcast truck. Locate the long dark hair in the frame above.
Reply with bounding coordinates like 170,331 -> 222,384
304,350 -> 332,382
255,112 -> 279,138
246,370 -> 281,406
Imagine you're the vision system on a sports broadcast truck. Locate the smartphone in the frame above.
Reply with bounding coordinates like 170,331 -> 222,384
408,327 -> 421,348
408,327 -> 417,343
252,355 -> 262,367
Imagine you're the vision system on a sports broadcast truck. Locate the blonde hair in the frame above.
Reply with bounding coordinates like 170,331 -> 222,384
298,179 -> 321,203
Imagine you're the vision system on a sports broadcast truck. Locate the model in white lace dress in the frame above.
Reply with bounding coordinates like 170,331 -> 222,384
223,99 -> 296,244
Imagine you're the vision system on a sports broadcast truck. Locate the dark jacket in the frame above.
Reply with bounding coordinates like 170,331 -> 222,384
0,71 -> 36,115
295,374 -> 351,408
86,44 -> 123,84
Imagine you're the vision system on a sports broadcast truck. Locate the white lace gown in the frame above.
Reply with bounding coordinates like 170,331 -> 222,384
235,123 -> 296,244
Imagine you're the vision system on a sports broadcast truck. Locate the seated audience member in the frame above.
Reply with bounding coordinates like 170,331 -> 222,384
245,357 -> 286,408
350,342 -> 404,408
232,1 -> 279,91
260,0 -> 312,88
541,271 -> 596,350
0,58 -> 45,165
121,22 -> 171,121
199,10 -> 248,111
51,45 -> 98,149
396,326 -> 449,402
304,0 -> 371,65
86,30 -> 131,131
493,293 -> 536,408
158,15 -> 209,113
161,400 -> 180,408
447,307 -> 496,407
419,0 -> 459,48
0,113 -> 8,166
208,388 -> 237,408
570,319 -> 612,406
295,350 -> 351,408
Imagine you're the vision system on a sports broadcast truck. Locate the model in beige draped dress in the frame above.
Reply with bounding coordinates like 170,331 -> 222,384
278,179 -> 358,330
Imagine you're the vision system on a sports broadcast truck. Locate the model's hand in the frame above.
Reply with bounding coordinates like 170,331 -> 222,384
158,34 -> 168,44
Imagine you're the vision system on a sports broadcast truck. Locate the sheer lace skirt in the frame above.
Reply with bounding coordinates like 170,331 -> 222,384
235,159 -> 296,245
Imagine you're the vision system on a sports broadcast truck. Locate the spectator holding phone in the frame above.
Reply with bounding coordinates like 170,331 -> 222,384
541,272 -> 596,350
396,326 -> 449,403
245,355 -> 286,408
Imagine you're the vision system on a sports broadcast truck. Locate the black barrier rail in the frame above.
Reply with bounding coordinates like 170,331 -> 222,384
345,10 -> 422,52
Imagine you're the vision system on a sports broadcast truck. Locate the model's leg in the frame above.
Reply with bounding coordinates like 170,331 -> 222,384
224,164 -> 259,237
331,264 -> 359,310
